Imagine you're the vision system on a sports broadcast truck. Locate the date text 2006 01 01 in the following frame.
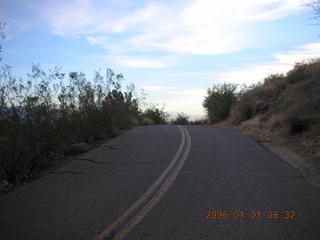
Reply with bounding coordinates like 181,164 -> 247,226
205,210 -> 296,220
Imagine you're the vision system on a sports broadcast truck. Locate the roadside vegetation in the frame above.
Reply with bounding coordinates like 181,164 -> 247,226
225,60 -> 319,137
0,65 -> 140,184
140,104 -> 168,125
203,83 -> 238,123
203,60 -> 320,136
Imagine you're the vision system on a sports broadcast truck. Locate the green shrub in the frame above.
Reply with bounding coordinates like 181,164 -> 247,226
0,65 -> 141,184
141,105 -> 168,124
203,83 -> 237,122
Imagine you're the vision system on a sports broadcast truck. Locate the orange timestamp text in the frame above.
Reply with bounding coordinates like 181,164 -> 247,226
205,210 -> 296,220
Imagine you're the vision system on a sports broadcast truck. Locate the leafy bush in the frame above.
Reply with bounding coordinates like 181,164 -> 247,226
141,105 -> 168,124
203,83 -> 237,122
0,64 -> 141,184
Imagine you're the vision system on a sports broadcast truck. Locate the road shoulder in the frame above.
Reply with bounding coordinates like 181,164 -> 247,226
217,123 -> 320,191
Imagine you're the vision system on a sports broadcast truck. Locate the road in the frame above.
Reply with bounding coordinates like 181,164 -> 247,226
0,125 -> 320,240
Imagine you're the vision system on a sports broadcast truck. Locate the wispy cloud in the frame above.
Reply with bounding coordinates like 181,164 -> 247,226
107,55 -> 177,69
214,42 -> 320,84
141,85 -> 170,91
41,0 -> 312,56
41,0 -> 94,36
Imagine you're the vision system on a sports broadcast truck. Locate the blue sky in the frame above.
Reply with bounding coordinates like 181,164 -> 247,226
1,0 -> 320,119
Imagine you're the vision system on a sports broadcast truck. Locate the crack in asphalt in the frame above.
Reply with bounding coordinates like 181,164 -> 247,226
99,143 -> 137,150
51,171 -> 83,175
101,145 -> 115,150
76,158 -> 155,165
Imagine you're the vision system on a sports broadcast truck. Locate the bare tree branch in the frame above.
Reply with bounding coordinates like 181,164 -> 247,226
0,22 -> 6,62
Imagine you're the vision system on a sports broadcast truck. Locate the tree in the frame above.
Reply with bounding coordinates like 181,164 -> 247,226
310,1 -> 320,23
203,83 -> 237,122
0,22 -> 6,62
172,113 -> 189,125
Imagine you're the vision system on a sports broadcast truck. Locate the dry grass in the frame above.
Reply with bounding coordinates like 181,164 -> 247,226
228,60 -> 320,136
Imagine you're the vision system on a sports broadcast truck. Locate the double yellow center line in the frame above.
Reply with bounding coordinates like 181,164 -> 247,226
95,126 -> 192,240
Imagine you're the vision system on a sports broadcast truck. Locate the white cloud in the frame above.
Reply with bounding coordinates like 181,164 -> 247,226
141,85 -> 169,91
41,0 -> 94,36
274,42 -> 320,63
108,55 -> 176,69
41,0 -> 312,56
167,88 -> 207,97
86,35 -> 108,45
97,2 -> 166,33
214,42 -> 320,84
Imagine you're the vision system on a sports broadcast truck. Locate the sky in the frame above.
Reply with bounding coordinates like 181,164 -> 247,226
1,0 -> 320,119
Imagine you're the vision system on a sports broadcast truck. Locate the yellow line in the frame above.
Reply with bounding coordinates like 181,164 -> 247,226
112,126 -> 191,240
95,126 -> 189,240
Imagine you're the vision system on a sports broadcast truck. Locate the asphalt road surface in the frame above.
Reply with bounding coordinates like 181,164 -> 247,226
1,125 -> 320,240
